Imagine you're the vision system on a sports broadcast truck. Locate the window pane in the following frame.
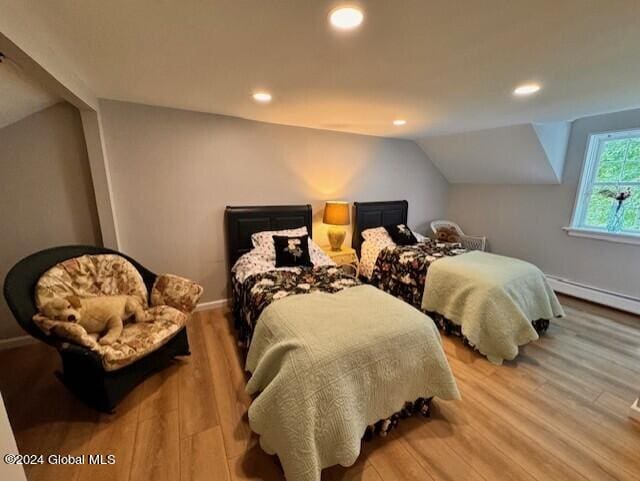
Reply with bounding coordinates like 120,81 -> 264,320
621,161 -> 640,182
621,186 -> 639,232
575,132 -> 640,233
595,161 -> 623,181
600,139 -> 628,162
583,186 -> 615,228
627,139 -> 640,161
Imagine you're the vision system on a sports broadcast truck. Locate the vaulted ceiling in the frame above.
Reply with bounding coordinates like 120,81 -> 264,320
16,0 -> 640,138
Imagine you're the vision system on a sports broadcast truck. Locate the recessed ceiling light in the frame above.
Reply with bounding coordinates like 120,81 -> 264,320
513,83 -> 541,96
252,92 -> 272,103
393,119 -> 407,126
329,6 -> 364,30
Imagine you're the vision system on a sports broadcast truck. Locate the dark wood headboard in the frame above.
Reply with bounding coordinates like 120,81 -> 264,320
352,200 -> 408,257
225,204 -> 313,269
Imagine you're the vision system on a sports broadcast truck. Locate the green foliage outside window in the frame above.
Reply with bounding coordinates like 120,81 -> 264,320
582,136 -> 640,233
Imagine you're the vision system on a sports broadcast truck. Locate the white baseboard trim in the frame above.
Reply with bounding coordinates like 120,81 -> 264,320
0,335 -> 37,351
546,275 -> 640,315
195,298 -> 230,312
630,399 -> 640,423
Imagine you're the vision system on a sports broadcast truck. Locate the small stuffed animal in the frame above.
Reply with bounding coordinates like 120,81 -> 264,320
435,227 -> 460,244
39,295 -> 149,345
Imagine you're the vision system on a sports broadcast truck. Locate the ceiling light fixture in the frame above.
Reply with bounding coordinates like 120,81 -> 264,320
393,119 -> 407,126
252,91 -> 272,103
513,83 -> 541,96
329,6 -> 364,30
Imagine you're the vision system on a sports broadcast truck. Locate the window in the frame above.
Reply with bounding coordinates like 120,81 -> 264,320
570,129 -> 640,240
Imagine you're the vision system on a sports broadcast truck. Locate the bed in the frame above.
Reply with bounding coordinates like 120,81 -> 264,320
225,204 -> 460,481
353,200 -> 564,364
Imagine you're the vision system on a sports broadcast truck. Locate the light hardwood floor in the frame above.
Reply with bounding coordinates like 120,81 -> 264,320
0,294 -> 638,481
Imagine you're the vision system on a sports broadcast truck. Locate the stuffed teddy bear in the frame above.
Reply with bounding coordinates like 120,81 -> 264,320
38,295 -> 150,345
435,226 -> 461,244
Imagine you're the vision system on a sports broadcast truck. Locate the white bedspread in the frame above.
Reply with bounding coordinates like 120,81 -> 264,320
422,251 -> 564,364
246,285 -> 460,481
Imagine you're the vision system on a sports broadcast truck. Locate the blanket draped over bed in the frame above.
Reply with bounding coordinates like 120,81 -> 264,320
245,284 -> 460,481
422,251 -> 564,364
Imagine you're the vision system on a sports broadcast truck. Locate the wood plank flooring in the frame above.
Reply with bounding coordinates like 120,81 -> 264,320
0,294 -> 638,481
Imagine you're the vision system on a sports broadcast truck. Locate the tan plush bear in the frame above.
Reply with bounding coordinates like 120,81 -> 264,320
39,295 -> 150,345
435,227 -> 461,244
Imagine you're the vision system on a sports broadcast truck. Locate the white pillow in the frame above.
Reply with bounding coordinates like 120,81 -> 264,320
251,227 -> 308,248
361,226 -> 426,243
361,227 -> 392,242
308,237 -> 335,266
358,236 -> 394,278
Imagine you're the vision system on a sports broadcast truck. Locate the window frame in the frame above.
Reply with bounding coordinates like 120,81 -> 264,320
566,128 -> 640,244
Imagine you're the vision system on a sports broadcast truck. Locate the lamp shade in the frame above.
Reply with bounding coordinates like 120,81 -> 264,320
323,201 -> 350,225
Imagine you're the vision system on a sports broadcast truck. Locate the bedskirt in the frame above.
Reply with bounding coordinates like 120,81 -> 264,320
364,397 -> 432,440
429,310 -> 550,347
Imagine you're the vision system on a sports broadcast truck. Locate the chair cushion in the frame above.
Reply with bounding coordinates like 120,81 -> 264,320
99,306 -> 187,371
32,314 -> 100,348
33,305 -> 187,371
35,254 -> 148,309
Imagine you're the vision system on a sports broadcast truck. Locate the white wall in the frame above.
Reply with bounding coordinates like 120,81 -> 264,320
448,108 -> 640,299
99,100 -> 450,303
0,103 -> 102,339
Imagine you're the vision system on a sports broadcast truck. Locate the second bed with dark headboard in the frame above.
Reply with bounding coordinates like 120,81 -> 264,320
352,200 -> 408,257
352,199 -> 559,365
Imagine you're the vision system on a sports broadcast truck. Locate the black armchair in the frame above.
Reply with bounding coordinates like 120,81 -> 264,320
3,245 -> 191,412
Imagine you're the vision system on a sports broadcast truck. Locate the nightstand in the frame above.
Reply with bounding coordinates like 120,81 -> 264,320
322,246 -> 359,273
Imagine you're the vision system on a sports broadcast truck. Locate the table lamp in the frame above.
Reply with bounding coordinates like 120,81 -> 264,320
323,201 -> 350,251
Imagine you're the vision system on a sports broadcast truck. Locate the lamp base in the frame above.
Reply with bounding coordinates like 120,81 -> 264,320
327,226 -> 346,251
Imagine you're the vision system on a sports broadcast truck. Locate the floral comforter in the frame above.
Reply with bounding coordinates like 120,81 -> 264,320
369,240 -> 465,309
232,265 -> 360,347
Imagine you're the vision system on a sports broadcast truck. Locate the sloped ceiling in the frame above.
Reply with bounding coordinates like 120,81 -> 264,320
532,121 -> 572,181
418,122 -> 571,184
0,55 -> 60,129
13,0 -> 640,138
3,1 -> 635,184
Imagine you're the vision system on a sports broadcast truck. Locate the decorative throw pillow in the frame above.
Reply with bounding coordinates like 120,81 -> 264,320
151,274 -> 204,313
385,224 -> 418,246
273,235 -> 313,267
435,227 -> 461,243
